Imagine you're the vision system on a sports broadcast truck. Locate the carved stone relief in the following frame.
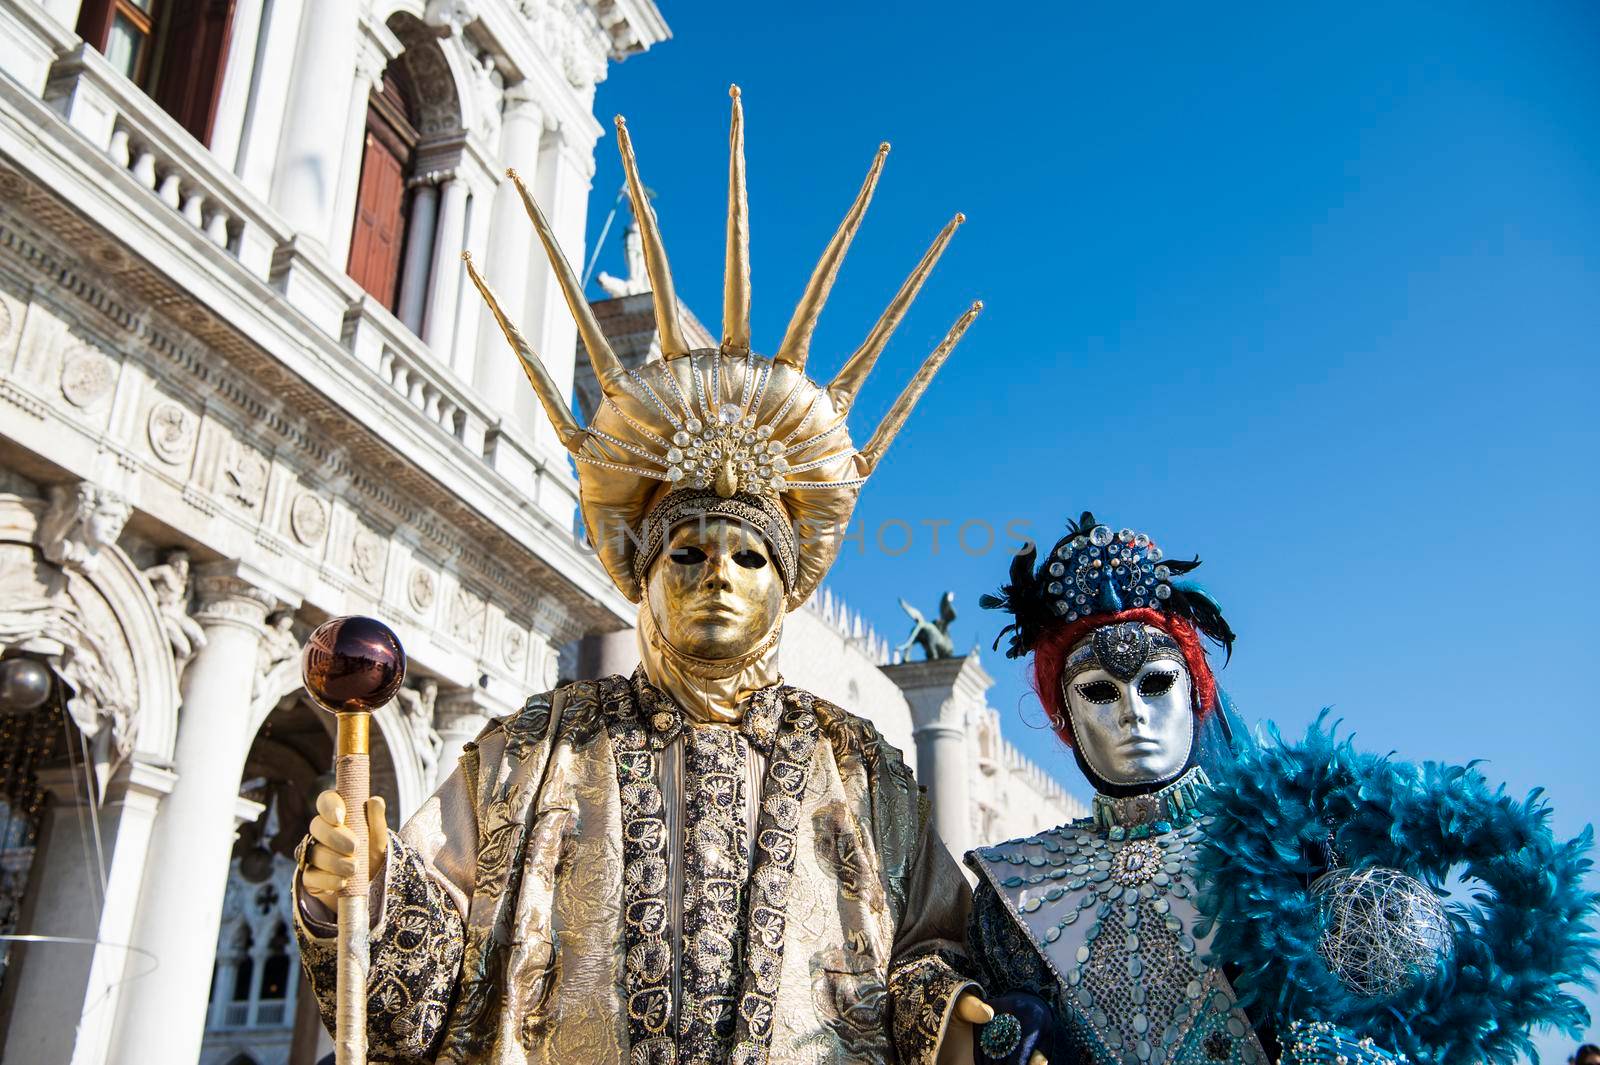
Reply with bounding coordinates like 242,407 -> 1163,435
38,482 -> 131,574
447,585 -> 485,648
350,528 -> 386,588
142,548 -> 206,667
0,540 -> 136,768
59,344 -> 117,408
288,493 -> 327,547
502,625 -> 526,668
408,566 -> 436,613
146,401 -> 197,464
220,441 -> 269,512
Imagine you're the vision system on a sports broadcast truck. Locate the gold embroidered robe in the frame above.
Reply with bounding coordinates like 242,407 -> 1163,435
295,673 -> 977,1064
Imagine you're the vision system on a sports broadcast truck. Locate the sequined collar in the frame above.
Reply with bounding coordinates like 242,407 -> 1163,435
630,669 -> 786,754
1090,765 -> 1210,836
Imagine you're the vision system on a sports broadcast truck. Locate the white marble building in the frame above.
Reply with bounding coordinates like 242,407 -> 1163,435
0,3 -> 1081,1063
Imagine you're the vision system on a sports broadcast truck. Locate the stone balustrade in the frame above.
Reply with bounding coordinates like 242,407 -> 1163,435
344,294 -> 492,454
42,43 -> 283,282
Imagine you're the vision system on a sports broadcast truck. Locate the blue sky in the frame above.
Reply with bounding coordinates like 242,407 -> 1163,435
586,3 -> 1599,1055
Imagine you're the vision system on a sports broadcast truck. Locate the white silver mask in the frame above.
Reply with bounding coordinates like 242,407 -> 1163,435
1061,622 -> 1194,788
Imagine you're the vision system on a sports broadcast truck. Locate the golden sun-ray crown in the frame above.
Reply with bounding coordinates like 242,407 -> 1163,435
464,86 -> 981,607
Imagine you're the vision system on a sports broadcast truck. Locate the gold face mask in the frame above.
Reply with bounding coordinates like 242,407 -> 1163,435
649,517 -> 782,659
638,516 -> 785,723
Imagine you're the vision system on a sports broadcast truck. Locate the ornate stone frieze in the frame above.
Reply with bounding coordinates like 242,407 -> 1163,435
220,440 -> 269,512
447,585 -> 486,647
0,149 -> 617,635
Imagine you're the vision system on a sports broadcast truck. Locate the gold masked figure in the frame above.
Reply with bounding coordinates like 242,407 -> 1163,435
295,87 -> 983,1065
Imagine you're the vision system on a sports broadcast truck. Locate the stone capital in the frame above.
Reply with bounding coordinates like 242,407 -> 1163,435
884,653 -> 996,733
191,567 -> 278,635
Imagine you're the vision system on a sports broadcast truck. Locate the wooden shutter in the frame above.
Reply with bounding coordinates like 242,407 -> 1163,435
149,0 -> 238,144
346,70 -> 420,312
347,132 -> 410,308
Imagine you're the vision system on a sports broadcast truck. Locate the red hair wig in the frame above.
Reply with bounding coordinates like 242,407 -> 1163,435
1030,607 -> 1217,749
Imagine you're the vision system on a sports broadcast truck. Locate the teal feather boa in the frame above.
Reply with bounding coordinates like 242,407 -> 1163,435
1193,716 -> 1599,1065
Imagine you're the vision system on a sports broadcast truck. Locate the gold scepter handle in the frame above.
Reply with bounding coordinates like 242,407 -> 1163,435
302,617 -> 406,1065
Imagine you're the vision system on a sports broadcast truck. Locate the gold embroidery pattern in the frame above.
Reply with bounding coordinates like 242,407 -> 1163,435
730,691 -> 820,1065
678,725 -> 751,1062
887,948 -> 973,1065
606,676 -> 675,1065
297,836 -> 465,1061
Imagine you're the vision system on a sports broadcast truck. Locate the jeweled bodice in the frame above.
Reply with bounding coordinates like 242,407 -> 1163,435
967,770 -> 1268,1065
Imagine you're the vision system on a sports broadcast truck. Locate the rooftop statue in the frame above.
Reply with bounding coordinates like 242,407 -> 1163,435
896,591 -> 957,661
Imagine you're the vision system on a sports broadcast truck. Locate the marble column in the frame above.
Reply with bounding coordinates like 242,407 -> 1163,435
472,86 -> 545,426
396,178 -> 441,334
884,655 -> 994,861
234,0 -> 307,197
0,760 -> 175,1065
422,174 -> 468,365
268,0 -> 359,249
204,0 -> 264,168
109,572 -> 281,1065
434,689 -> 495,787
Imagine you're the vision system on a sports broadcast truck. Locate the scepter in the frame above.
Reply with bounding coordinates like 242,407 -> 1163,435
302,616 -> 406,1065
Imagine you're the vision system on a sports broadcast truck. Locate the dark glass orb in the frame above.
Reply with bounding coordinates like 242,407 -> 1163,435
301,616 -> 405,714
0,658 -> 53,714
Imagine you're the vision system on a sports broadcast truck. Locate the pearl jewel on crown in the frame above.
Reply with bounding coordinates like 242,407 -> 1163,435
667,403 -> 791,497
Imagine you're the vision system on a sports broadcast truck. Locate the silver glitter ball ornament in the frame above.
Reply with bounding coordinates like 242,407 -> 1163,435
1313,866 -> 1453,999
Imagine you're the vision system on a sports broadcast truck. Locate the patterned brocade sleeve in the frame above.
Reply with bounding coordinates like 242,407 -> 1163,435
887,800 -> 982,1065
294,745 -> 485,1063
295,835 -> 467,1061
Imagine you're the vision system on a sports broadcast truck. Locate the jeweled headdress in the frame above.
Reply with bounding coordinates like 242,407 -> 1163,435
465,87 -> 980,608
981,511 -> 1236,660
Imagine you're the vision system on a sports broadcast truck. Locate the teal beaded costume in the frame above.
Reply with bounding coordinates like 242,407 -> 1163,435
967,768 -> 1271,1065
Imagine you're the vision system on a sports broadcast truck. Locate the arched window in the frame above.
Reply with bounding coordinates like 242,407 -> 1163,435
347,63 -> 421,311
76,0 -> 237,144
259,922 -> 291,1001
229,927 -> 254,1002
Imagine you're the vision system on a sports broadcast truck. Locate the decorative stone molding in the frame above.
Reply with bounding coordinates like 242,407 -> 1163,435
219,440 -> 269,513
350,527 -> 386,588
1,492 -> 180,772
39,481 -> 131,574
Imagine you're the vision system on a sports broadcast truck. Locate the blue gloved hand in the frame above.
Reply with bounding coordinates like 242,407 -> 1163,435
972,990 -> 1059,1065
